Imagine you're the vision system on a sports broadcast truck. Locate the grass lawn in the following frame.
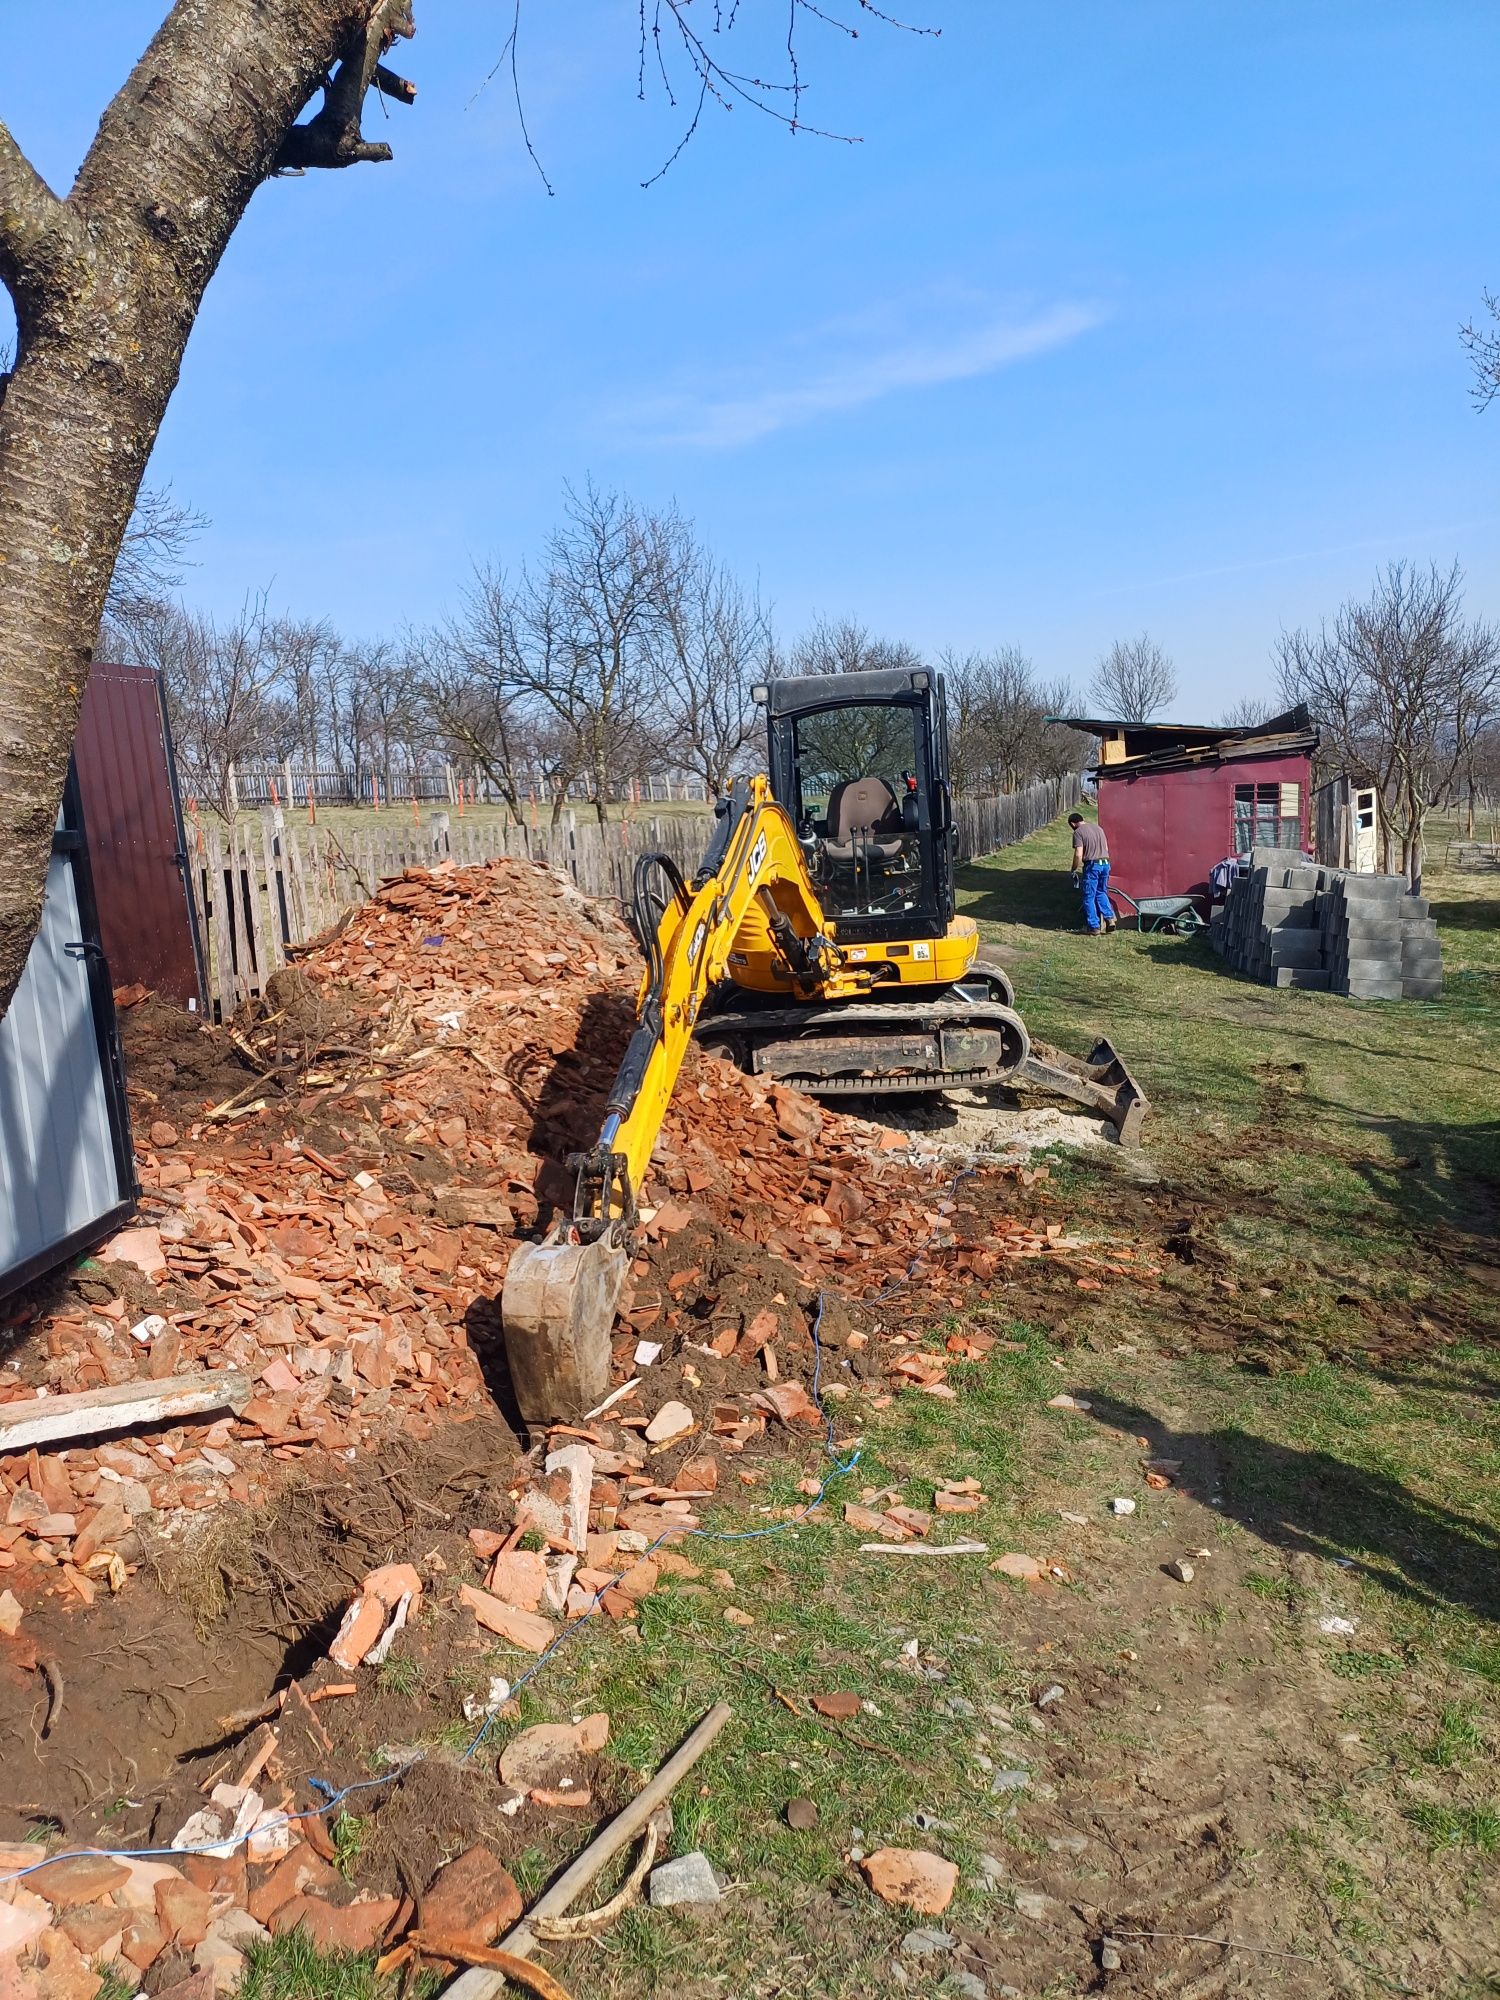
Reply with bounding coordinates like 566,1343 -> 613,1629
241,814 -> 1500,2000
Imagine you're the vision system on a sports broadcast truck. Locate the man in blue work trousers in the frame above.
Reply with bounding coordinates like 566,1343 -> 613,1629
1068,811 -> 1116,935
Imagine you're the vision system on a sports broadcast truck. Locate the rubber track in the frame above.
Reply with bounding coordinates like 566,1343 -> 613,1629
771,1065 -> 1017,1096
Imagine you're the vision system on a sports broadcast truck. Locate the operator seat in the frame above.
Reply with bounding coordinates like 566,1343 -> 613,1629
824,776 -> 905,861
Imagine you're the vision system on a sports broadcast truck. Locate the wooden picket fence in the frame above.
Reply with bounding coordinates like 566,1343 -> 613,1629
955,777 -> 1083,862
188,775 -> 1081,1019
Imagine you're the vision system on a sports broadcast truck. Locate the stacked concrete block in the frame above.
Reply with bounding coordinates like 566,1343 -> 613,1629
1320,872 -> 1405,999
1398,894 -> 1443,1000
1208,851 -> 1330,990
1209,849 -> 1441,1000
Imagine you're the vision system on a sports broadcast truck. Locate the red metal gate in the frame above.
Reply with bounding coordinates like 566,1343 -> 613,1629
74,662 -> 204,1007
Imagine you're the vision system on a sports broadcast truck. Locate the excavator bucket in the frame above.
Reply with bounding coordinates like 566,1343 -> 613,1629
501,1229 -> 630,1431
1015,1036 -> 1150,1147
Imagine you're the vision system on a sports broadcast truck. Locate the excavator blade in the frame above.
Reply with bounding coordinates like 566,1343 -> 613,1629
1015,1036 -> 1150,1147
501,1229 -> 630,1431
697,1001 -> 1150,1145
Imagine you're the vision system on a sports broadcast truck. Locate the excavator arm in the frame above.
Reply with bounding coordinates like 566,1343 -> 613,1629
500,777 -> 844,1427
577,775 -> 843,1233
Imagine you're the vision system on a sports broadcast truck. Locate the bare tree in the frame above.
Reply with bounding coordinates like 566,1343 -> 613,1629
1219,696 -> 1274,729
113,595 -> 282,819
1275,561 -> 1500,887
652,535 -> 772,797
0,2 -> 909,1017
1461,291 -> 1500,411
103,486 -> 208,629
1458,717 -> 1500,837
407,577 -> 539,817
357,641 -> 424,802
942,647 -> 1088,794
268,616 -> 341,771
516,484 -> 683,824
784,615 -> 924,678
324,635 -> 405,798
1089,634 -> 1178,721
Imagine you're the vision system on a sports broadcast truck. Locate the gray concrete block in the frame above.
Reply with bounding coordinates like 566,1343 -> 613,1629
1344,979 -> 1404,1000
1268,932 -> 1325,968
1336,884 -> 1405,908
1340,919 -> 1406,943
1401,976 -> 1444,999
1274,967 -> 1331,989
1343,952 -> 1404,975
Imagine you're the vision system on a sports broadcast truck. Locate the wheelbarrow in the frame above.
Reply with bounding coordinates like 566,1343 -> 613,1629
1111,890 -> 1207,936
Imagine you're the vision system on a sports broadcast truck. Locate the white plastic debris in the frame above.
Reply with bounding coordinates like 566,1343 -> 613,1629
1319,1615 -> 1360,1636
634,1340 -> 664,1367
463,1675 -> 512,1722
1110,1497 -> 1137,1516
129,1314 -> 167,1345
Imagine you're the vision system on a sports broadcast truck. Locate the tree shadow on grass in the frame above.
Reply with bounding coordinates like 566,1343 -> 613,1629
1081,1392 -> 1500,1626
955,862 -> 1083,933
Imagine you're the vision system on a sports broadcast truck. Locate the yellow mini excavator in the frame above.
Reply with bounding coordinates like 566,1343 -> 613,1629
501,666 -> 1146,1426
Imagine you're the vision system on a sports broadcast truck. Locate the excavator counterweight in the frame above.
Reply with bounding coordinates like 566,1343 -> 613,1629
501,668 -> 1148,1426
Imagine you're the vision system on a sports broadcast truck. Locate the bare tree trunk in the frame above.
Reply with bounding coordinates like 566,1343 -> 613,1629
0,0 -> 414,1016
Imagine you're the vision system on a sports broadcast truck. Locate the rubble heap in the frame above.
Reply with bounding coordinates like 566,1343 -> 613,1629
0,859 -> 927,1605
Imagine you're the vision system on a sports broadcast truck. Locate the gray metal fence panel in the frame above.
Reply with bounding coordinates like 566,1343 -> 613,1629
0,779 -> 135,1295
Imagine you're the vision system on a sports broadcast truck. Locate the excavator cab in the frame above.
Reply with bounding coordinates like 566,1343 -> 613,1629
761,668 -> 956,940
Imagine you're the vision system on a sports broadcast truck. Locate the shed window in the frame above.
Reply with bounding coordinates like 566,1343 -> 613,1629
1233,780 -> 1300,852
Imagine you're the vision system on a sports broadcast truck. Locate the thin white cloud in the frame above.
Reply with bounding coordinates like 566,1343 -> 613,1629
624,303 -> 1105,449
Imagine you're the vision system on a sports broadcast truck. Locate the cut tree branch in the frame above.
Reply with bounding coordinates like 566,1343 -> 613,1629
373,63 -> 417,106
276,0 -> 415,171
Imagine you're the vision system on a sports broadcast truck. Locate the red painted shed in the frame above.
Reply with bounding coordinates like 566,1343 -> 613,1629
1055,706 -> 1319,909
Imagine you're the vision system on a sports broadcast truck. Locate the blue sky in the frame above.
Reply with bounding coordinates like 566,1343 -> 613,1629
10,2 -> 1500,715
